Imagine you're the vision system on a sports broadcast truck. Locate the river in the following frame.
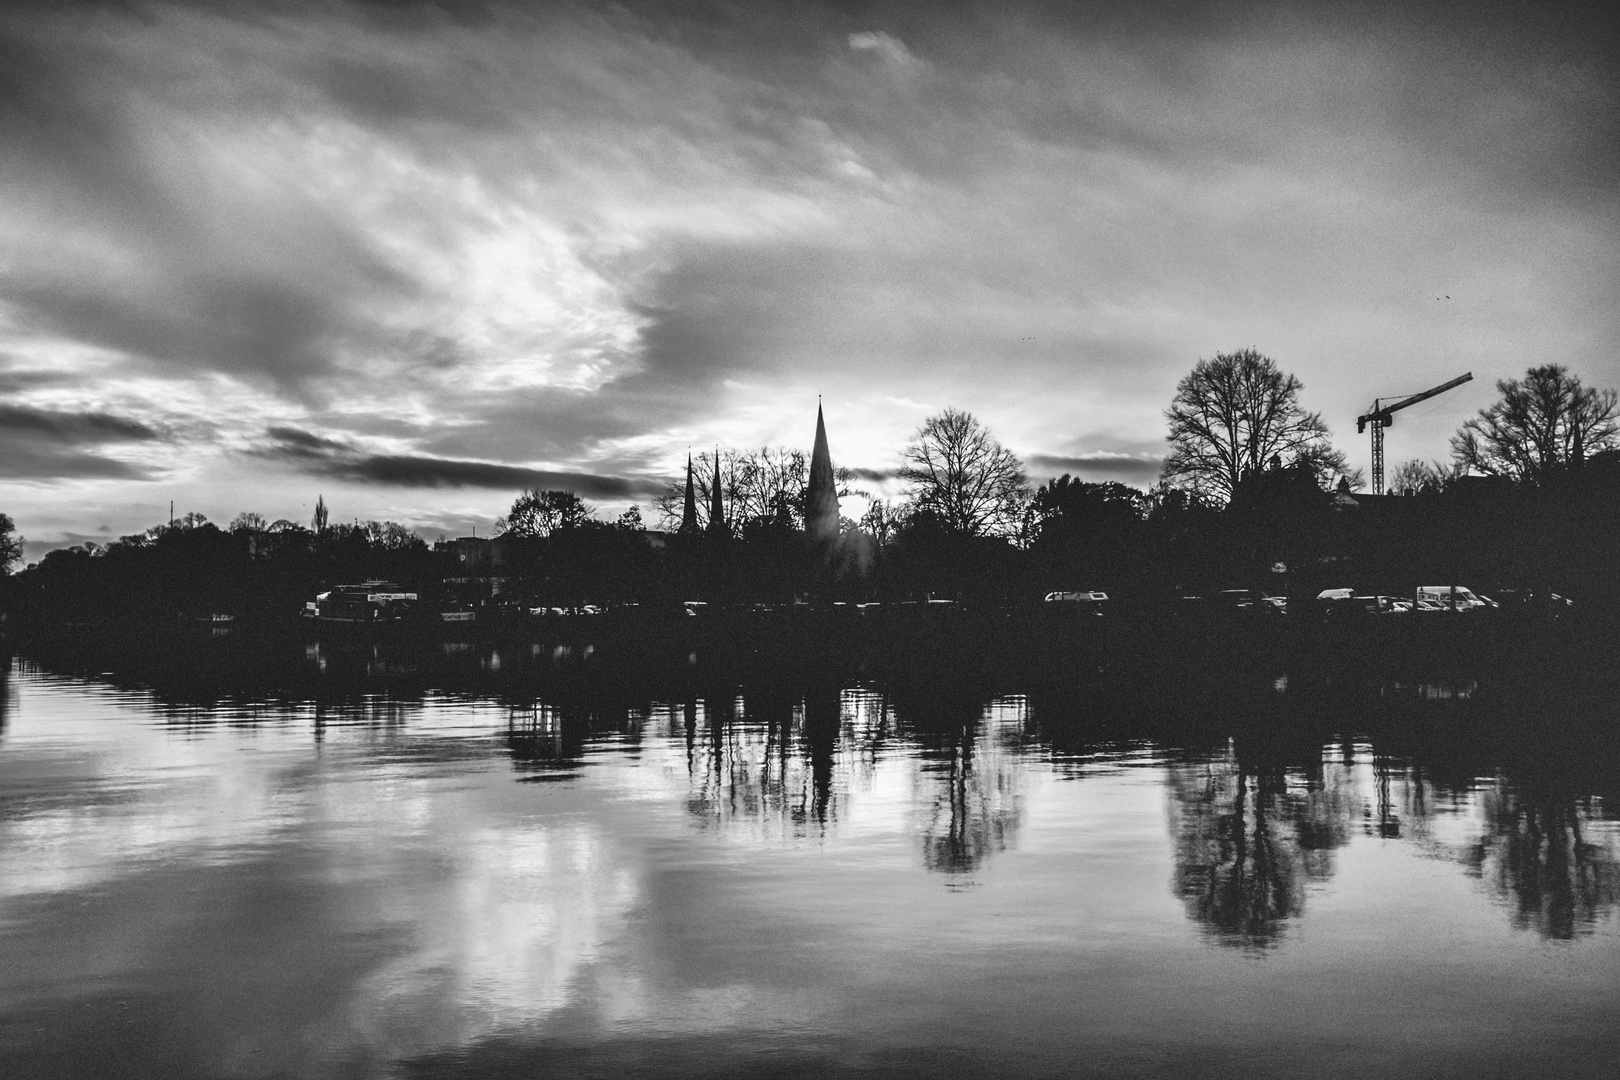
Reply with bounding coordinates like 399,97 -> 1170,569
2,640 -> 1617,1078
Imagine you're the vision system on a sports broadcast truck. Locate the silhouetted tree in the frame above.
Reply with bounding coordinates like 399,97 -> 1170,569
500,489 -> 595,537
859,499 -> 899,545
1029,477 -> 1145,536
1162,349 -> 1351,504
311,495 -> 328,533
1387,458 -> 1461,496
1028,476 -> 1146,583
229,511 -> 267,533
1452,364 -> 1619,482
655,448 -> 862,534
898,408 -> 1029,539
0,512 -> 22,573
361,520 -> 426,551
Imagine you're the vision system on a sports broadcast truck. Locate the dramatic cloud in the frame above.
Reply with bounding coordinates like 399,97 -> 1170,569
0,0 -> 1616,546
0,403 -> 165,481
0,404 -> 160,444
251,427 -> 667,498
1026,453 -> 1164,483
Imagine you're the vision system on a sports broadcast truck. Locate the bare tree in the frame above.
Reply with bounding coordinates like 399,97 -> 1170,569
0,512 -> 22,574
653,450 -> 742,532
653,448 -> 863,533
859,499 -> 899,545
730,447 -> 807,528
1388,459 -> 1462,496
898,408 -> 1029,538
1162,349 -> 1350,504
362,521 -> 426,550
1451,364 -> 1619,482
499,489 -> 595,537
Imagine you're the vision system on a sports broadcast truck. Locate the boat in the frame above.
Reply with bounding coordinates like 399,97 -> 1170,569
302,581 -> 419,624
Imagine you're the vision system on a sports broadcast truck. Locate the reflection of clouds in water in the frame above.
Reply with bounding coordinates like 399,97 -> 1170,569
589,970 -> 824,1038
331,821 -> 637,1059
0,674 -> 638,1066
0,751 -> 310,901
0,679 -> 450,903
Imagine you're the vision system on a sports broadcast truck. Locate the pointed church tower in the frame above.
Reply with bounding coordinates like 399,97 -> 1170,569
806,402 -> 840,546
705,448 -> 729,538
679,454 -> 699,534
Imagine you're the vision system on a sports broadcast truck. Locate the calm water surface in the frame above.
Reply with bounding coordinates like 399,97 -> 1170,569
2,650 -> 1618,1078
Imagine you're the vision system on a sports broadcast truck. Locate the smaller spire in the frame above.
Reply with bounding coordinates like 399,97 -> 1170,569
680,453 -> 699,534
706,446 -> 728,537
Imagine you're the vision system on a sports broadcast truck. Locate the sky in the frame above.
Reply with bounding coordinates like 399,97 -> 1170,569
2,0 -> 1616,556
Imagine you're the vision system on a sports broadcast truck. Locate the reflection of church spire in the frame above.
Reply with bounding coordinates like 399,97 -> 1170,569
807,401 -> 839,545
706,446 -> 729,538
680,453 -> 699,534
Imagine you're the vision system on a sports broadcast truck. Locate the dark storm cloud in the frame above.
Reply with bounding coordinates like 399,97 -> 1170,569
262,425 -> 351,455
0,404 -> 161,444
1027,453 -> 1162,481
0,447 -> 155,482
0,403 -> 165,480
251,426 -> 668,497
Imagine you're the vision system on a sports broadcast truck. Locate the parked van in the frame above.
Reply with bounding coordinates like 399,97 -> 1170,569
1044,590 -> 1109,617
1414,585 -> 1492,611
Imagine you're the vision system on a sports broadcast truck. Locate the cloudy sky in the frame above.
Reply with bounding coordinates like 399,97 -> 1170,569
2,0 -> 1616,553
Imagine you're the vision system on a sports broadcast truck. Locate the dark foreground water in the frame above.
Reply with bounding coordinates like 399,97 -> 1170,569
2,642 -> 1618,1079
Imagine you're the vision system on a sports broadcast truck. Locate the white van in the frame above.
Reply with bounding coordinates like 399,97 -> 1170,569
1414,585 -> 1491,611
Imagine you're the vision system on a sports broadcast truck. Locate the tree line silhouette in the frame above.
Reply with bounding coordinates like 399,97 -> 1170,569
4,354 -> 1619,625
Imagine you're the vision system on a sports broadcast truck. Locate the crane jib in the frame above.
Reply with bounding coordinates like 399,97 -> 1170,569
1357,372 -> 1473,494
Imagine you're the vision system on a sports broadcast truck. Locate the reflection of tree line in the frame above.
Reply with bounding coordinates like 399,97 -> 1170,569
1167,751 -> 1355,948
1464,785 -> 1620,939
909,696 -> 1025,879
19,625 -> 1615,934
670,686 -> 1028,879
508,682 -> 1027,878
678,690 -> 842,833
1166,741 -> 1620,946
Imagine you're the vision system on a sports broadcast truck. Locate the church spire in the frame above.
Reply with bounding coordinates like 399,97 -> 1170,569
679,453 -> 699,534
706,447 -> 729,538
806,401 -> 839,546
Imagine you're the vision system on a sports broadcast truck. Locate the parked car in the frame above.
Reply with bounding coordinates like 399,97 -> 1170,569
1490,589 -> 1575,617
1414,585 -> 1493,611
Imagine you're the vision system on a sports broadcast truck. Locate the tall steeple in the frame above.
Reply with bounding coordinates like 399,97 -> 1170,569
706,447 -> 729,538
679,454 -> 699,534
806,401 -> 840,546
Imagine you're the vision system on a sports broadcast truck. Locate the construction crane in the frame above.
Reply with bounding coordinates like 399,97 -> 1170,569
1357,372 -> 1473,495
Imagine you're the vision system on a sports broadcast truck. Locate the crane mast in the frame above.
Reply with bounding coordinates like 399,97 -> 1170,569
1356,372 -> 1473,495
